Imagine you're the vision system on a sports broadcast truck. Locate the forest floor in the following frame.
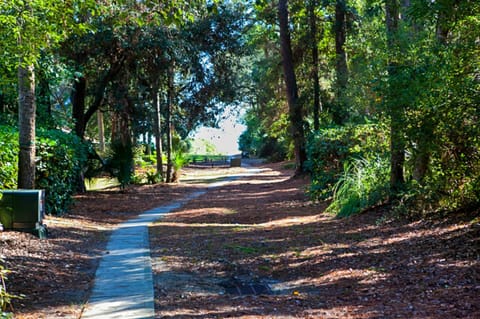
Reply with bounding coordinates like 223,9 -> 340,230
1,160 -> 479,318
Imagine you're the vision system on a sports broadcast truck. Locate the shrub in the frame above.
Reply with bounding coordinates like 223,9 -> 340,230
141,154 -> 156,165
106,140 -> 134,189
0,126 -> 18,189
36,129 -> 90,215
145,170 -> 162,184
258,137 -> 288,162
171,151 -> 190,182
130,174 -> 145,185
306,123 -> 389,201
0,127 -> 90,215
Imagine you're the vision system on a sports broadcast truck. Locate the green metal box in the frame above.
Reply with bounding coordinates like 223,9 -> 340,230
0,190 -> 45,231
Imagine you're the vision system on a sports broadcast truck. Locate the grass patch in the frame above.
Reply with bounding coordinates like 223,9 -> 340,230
328,156 -> 390,217
85,177 -> 120,190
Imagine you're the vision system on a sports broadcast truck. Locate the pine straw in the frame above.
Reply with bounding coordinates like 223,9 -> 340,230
1,162 -> 479,318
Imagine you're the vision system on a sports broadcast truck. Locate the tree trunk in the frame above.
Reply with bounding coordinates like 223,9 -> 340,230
153,90 -> 164,181
386,0 -> 405,191
145,132 -> 152,155
165,64 -> 174,183
334,0 -> 348,124
72,59 -> 125,140
436,10 -> 450,45
72,76 -> 87,138
97,110 -> 105,153
17,64 -> 37,189
278,0 -> 307,175
335,0 -> 348,89
308,0 -> 322,131
413,150 -> 429,183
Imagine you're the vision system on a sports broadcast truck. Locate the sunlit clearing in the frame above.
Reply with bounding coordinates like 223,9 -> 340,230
152,221 -> 254,228
259,214 -> 323,228
320,268 -> 390,285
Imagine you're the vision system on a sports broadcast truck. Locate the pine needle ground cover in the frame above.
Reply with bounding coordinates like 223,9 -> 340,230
0,162 -> 478,318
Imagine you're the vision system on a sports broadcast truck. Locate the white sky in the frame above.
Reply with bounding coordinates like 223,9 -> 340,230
191,107 -> 247,155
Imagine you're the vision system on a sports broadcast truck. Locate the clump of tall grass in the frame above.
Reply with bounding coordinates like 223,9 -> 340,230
327,156 -> 390,217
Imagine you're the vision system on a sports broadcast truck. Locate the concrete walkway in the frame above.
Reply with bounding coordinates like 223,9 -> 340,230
81,191 -> 206,319
81,168 -> 264,319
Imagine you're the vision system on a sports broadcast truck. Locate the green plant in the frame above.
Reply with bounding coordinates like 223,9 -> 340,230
106,140 -> 134,189
141,154 -> 156,165
327,156 -> 390,217
130,174 -> 145,185
35,130 -> 90,215
145,170 -> 162,184
0,127 -> 92,215
171,151 -> 190,182
0,126 -> 19,190
306,124 -> 389,201
1,259 -> 20,316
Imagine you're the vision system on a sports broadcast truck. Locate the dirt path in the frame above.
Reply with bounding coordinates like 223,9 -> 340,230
149,163 -> 480,318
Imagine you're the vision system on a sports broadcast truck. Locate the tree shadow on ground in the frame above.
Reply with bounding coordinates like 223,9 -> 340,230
150,167 -> 480,318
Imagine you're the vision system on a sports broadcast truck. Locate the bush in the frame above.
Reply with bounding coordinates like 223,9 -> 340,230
258,137 -> 288,162
145,170 -> 162,184
130,173 -> 145,185
106,140 -> 134,189
0,126 -> 18,189
0,127 -> 89,215
306,123 -> 389,201
36,129 -> 90,215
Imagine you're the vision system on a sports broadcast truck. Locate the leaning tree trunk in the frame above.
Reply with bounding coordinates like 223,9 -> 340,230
17,64 -> 36,189
278,0 -> 307,175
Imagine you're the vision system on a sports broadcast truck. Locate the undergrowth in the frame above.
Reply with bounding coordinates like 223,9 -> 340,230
327,156 -> 390,217
0,259 -> 19,319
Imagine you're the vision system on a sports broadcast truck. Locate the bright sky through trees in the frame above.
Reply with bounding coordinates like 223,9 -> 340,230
191,106 -> 246,155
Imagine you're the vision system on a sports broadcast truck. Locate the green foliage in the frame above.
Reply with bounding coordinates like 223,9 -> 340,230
0,0 -> 95,67
172,134 -> 191,171
141,155 -> 157,166
1,259 -> 20,316
145,170 -> 162,185
130,174 -> 145,185
258,137 -> 289,162
0,126 -> 90,215
172,151 -> 190,172
106,141 -> 134,189
36,129 -> 90,215
306,123 -> 389,200
188,154 -> 227,163
0,311 -> 13,319
328,156 -> 390,217
0,126 -> 18,189
239,110 -> 290,162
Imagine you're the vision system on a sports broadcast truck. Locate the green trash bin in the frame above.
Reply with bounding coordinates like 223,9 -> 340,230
0,190 -> 47,238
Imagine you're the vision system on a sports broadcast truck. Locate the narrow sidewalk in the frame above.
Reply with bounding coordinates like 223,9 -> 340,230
81,191 -> 206,319
81,167 -> 263,318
